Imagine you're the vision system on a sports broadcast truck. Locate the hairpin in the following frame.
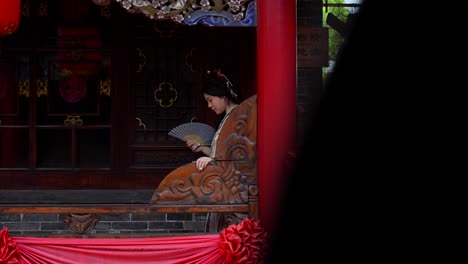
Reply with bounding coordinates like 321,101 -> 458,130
208,69 -> 238,99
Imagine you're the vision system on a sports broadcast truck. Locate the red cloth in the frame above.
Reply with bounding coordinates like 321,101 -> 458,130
1,218 -> 267,264
0,228 -> 20,264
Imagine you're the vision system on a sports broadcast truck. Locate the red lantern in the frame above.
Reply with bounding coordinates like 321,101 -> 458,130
0,0 -> 21,38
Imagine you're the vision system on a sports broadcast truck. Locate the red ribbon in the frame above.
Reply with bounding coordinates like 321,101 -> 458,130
0,228 -> 20,264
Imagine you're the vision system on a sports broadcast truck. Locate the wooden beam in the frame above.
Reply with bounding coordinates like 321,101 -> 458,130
0,204 -> 249,214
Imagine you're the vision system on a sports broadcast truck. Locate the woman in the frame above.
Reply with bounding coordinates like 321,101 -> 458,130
186,69 -> 240,171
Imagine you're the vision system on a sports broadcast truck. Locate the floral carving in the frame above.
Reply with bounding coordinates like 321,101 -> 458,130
63,214 -> 100,234
113,0 -> 256,26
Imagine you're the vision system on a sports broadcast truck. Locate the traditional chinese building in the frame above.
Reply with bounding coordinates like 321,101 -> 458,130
0,0 -> 334,238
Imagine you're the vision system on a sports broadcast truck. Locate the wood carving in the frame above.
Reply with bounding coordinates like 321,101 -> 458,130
63,213 -> 100,234
206,212 -> 248,232
150,94 -> 257,212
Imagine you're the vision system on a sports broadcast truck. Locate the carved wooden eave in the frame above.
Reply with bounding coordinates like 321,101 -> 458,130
113,0 -> 256,26
150,94 -> 257,205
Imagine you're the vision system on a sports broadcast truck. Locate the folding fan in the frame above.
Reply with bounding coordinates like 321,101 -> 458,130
168,122 -> 215,145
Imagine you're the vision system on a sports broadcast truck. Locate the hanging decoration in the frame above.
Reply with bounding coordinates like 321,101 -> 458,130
59,74 -> 88,103
111,0 -> 256,26
0,0 -> 21,38
56,27 -> 103,76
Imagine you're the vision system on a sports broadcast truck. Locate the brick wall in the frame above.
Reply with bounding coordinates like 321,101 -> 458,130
1,213 -> 208,236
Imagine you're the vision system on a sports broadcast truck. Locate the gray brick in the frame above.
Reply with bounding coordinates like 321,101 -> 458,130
22,214 -> 58,222
94,222 -> 112,230
193,213 -> 208,222
16,230 -> 75,236
169,230 -> 204,234
184,221 -> 206,231
149,221 -> 183,230
112,222 -> 147,230
131,213 -> 165,221
4,222 -> 41,231
95,230 -> 121,234
121,230 -> 169,235
99,214 -> 130,221
41,222 -> 67,230
167,213 -> 192,221
5,230 -> 23,236
0,214 -> 21,222
48,230 -> 75,235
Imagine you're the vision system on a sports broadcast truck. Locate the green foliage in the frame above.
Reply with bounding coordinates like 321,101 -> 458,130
323,0 -> 349,61
322,0 -> 361,80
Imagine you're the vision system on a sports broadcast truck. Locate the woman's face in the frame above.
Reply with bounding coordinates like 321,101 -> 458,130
203,93 -> 226,115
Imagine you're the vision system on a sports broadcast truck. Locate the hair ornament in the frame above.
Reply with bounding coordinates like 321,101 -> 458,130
208,69 -> 238,99
213,69 -> 224,78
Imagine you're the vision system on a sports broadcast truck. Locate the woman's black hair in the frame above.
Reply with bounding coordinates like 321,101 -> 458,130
202,69 -> 240,103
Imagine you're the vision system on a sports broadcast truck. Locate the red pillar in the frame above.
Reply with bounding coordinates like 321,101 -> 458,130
257,0 -> 296,236
0,0 -> 21,38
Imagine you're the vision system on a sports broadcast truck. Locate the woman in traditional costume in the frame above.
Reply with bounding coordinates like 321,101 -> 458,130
187,69 -> 241,171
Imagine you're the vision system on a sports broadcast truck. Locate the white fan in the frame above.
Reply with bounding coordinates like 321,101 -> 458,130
168,122 -> 215,145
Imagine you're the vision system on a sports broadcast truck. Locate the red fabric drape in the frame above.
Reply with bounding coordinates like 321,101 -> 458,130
1,218 -> 267,264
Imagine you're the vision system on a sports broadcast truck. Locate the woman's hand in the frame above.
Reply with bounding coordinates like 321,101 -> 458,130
187,140 -> 211,156
195,156 -> 213,171
186,140 -> 202,152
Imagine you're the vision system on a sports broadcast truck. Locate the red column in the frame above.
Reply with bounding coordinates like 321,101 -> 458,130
257,0 -> 296,236
0,0 -> 21,38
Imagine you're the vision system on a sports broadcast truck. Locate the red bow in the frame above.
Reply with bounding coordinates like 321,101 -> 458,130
0,228 -> 20,264
219,218 -> 268,264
